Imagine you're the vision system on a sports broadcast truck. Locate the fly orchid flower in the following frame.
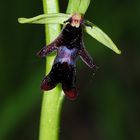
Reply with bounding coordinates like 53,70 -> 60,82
18,12 -> 121,100
37,13 -> 97,100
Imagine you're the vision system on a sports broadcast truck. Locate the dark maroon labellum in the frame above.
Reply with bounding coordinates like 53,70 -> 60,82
37,13 -> 97,100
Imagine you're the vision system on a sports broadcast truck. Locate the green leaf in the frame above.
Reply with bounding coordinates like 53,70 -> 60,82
18,13 -> 71,24
84,20 -> 121,54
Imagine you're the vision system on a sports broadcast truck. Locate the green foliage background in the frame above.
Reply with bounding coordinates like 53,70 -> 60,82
0,0 -> 140,140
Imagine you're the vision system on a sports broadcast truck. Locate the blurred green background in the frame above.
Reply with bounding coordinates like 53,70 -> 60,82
0,0 -> 140,140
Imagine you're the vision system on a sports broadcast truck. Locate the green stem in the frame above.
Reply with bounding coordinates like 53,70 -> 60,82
39,0 -> 64,140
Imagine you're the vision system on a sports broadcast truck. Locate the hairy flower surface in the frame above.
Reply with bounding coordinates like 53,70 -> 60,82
37,13 -> 97,100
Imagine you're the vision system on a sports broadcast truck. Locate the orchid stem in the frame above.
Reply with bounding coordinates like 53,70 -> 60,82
39,0 -> 64,140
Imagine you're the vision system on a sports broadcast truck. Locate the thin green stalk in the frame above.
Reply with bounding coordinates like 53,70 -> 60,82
39,0 -> 64,140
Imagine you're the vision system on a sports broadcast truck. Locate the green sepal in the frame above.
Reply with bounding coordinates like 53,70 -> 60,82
67,0 -> 91,15
84,20 -> 121,54
66,0 -> 81,14
78,0 -> 91,14
18,13 -> 71,24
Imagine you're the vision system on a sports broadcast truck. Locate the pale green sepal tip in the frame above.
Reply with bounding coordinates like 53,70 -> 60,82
67,0 -> 91,15
66,0 -> 81,14
18,13 -> 71,24
78,0 -> 91,14
85,20 -> 121,54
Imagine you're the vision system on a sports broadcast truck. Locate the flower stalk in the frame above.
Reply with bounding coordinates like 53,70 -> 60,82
39,0 -> 63,140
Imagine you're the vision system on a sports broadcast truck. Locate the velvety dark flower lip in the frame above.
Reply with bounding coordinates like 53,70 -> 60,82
37,13 -> 97,100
